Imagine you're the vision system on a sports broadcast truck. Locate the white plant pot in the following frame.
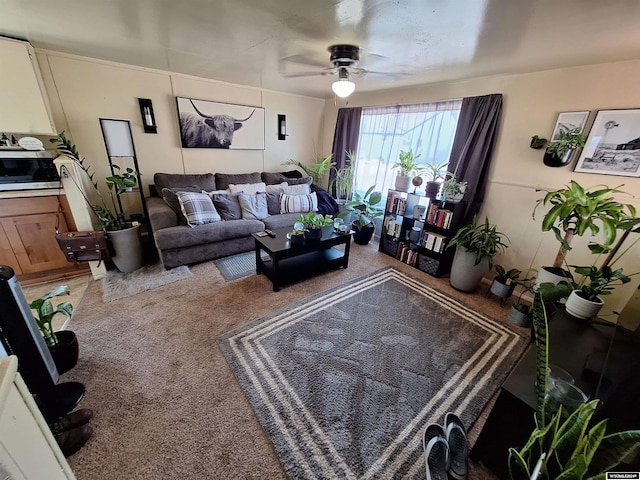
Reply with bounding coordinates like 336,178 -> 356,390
108,224 -> 144,273
565,290 -> 604,320
536,266 -> 571,288
449,247 -> 490,292
394,175 -> 412,192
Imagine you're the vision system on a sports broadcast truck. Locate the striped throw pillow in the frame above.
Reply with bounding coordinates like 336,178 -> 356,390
279,192 -> 318,214
177,191 -> 221,227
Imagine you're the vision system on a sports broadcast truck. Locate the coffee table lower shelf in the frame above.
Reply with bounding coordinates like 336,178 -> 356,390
257,248 -> 347,291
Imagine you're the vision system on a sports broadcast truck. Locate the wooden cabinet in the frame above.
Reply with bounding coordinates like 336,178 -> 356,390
0,195 -> 83,277
0,37 -> 55,134
379,189 -> 467,277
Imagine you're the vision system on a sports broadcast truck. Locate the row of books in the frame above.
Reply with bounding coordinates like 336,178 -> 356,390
394,241 -> 418,267
383,214 -> 404,238
425,204 -> 454,228
417,231 -> 447,253
385,192 -> 407,215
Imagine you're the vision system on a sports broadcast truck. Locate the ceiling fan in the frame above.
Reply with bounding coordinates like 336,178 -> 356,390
281,44 -> 408,98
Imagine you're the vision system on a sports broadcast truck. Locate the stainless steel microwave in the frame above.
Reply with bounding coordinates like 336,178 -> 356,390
0,150 -> 61,191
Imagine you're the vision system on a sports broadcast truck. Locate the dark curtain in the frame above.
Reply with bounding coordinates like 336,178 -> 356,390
447,94 -> 503,223
328,107 -> 362,196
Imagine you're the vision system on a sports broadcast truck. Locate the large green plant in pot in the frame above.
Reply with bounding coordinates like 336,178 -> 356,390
447,217 -> 509,292
338,186 -> 383,245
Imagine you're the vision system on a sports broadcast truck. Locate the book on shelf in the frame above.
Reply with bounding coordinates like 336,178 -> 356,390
385,192 -> 407,215
383,214 -> 404,238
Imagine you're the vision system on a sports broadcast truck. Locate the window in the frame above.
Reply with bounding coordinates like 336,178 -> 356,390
353,100 -> 462,197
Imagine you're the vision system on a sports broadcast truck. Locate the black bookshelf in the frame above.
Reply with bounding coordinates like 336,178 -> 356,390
379,189 -> 467,277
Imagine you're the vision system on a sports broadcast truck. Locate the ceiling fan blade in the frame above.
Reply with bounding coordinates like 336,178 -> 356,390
281,69 -> 338,78
358,69 -> 412,79
280,54 -> 328,68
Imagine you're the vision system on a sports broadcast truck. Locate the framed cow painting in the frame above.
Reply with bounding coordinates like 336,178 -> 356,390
176,97 -> 265,149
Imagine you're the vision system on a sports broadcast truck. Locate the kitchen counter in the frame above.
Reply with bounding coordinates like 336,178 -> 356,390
0,187 -> 63,199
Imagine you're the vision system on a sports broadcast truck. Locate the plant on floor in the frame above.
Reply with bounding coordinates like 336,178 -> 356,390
507,293 -> 640,480
29,285 -> 73,347
447,216 -> 509,269
283,154 -> 335,185
50,132 -> 135,231
494,265 -> 522,284
339,186 -> 383,229
106,164 -> 138,194
330,150 -> 355,201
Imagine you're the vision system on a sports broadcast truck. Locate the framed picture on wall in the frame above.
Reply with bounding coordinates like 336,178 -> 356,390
176,96 -> 265,150
550,111 -> 590,141
574,108 -> 640,177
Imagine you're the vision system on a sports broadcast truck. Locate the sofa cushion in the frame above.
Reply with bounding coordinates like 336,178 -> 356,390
162,186 -> 202,224
265,192 -> 281,215
261,170 -> 303,184
177,192 -> 221,227
154,219 -> 264,250
280,192 -> 318,214
266,182 -> 288,193
263,213 -> 301,230
238,192 -> 269,220
155,173 -> 216,192
209,193 -> 242,220
215,172 -> 261,191
282,183 -> 311,195
228,182 -> 267,194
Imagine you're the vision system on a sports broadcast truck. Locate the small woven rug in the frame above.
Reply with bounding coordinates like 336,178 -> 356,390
214,251 -> 258,281
101,263 -> 192,302
218,267 -> 528,479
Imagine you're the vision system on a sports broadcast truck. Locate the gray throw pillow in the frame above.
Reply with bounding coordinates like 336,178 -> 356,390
210,193 -> 242,220
162,186 -> 202,224
265,192 -> 281,215
238,192 -> 268,220
155,173 -> 216,192
261,170 -> 303,184
286,176 -> 313,186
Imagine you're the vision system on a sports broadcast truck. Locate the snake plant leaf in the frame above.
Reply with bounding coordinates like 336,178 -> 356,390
586,429 -> 640,476
556,454 -> 588,480
532,293 -> 549,426
553,400 -> 599,466
581,419 -> 608,468
507,448 -> 532,480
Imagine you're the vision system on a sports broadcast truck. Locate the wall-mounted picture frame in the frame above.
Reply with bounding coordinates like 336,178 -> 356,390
176,96 -> 265,150
550,111 -> 590,141
574,108 -> 640,177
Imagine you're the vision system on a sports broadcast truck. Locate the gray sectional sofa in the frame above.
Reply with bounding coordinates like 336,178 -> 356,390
147,170 -> 336,268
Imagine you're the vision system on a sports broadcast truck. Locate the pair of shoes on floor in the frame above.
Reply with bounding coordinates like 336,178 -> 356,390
422,412 -> 469,480
50,408 -> 94,458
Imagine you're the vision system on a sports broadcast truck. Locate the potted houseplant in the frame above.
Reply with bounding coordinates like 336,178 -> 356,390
507,293 -> 640,480
392,150 -> 421,192
447,216 -> 509,292
533,181 -> 635,286
283,154 -> 335,186
488,265 -> 521,306
51,132 -> 144,273
420,160 -> 449,199
297,212 -> 334,241
287,226 -> 306,245
106,164 -> 138,193
542,127 -> 587,167
330,150 -> 356,202
442,173 -> 468,203
506,274 -> 537,327
29,285 -> 78,375
339,186 -> 383,245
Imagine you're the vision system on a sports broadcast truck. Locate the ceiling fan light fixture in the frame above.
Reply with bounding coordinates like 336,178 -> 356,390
332,79 -> 356,98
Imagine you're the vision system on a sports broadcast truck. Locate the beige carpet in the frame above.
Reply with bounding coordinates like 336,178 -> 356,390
61,243 -> 525,479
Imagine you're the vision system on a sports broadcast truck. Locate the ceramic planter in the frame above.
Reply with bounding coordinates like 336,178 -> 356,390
321,225 -> 334,239
49,330 -> 79,375
289,233 -> 304,245
394,175 -> 412,192
449,247 -> 490,292
108,224 -> 144,273
543,149 -> 574,167
424,181 -> 441,199
507,305 -> 532,328
304,228 -> 322,241
489,278 -> 516,298
536,266 -> 572,287
352,222 -> 375,245
565,290 -> 604,320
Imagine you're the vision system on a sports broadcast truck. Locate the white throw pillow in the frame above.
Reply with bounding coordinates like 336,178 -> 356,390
238,192 -> 269,220
177,191 -> 221,227
228,182 -> 267,194
282,183 -> 311,195
279,192 -> 318,214
266,182 -> 288,193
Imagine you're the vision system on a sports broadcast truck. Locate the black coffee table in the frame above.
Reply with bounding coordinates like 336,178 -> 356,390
252,227 -> 353,291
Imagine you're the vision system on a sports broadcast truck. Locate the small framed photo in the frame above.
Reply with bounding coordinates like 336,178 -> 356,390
550,111 -> 590,141
574,108 -> 640,177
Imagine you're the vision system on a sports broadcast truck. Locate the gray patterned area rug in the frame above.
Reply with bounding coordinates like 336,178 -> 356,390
101,263 -> 192,302
218,267 -> 528,479
214,251 -> 256,281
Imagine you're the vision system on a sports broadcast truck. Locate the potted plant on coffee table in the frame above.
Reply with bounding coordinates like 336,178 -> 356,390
297,212 -> 334,241
447,217 -> 509,292
339,186 -> 384,245
29,285 -> 79,375
51,132 -> 144,273
392,150 -> 421,192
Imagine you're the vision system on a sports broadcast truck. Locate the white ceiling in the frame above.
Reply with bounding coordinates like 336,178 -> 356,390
2,0 -> 640,99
